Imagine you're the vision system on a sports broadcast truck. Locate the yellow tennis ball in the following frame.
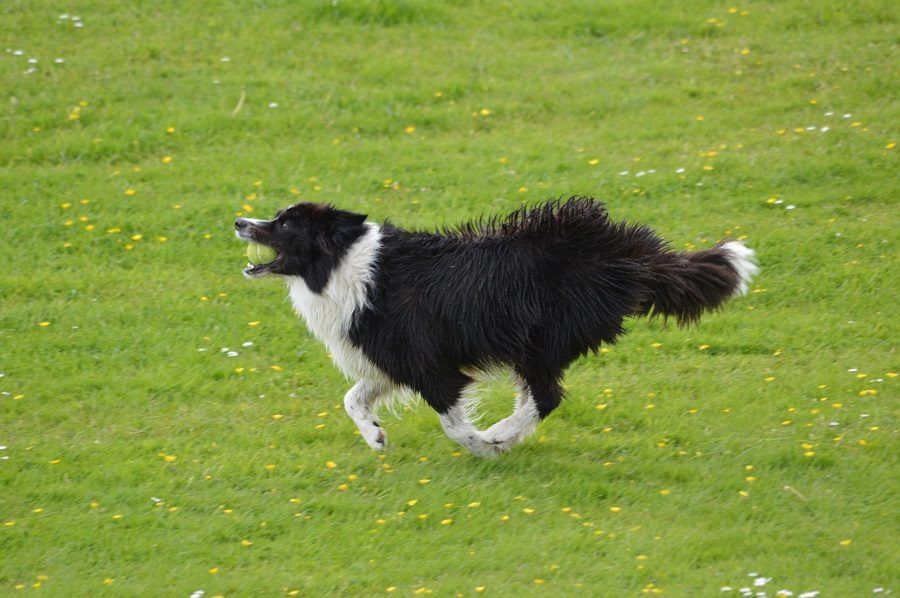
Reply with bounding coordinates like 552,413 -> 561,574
246,242 -> 276,265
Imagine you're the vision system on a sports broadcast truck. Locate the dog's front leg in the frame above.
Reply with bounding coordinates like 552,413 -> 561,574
344,379 -> 388,451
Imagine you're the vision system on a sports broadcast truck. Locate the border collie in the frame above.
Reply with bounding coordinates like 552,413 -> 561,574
235,197 -> 758,457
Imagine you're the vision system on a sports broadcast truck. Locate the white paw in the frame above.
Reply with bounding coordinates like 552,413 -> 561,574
464,432 -> 509,458
475,442 -> 508,458
360,423 -> 387,452
482,424 -> 520,449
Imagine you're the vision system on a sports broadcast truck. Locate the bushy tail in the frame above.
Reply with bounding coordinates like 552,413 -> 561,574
637,241 -> 759,325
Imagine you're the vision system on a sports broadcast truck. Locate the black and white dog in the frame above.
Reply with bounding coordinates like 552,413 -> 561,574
235,197 -> 757,456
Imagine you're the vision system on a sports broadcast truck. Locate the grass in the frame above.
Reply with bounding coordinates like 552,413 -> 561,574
1,0 -> 897,595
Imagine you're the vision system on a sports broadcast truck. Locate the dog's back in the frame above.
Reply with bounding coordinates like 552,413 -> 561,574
353,198 -> 729,370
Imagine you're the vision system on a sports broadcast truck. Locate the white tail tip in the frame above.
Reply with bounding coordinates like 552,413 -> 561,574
721,241 -> 759,296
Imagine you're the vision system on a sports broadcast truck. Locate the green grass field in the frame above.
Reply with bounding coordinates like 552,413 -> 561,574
2,0 -> 897,595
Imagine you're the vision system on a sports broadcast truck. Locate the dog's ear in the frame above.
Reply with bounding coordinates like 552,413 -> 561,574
330,209 -> 367,228
316,208 -> 367,255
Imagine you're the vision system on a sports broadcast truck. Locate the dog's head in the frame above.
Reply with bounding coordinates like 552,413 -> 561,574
235,203 -> 368,292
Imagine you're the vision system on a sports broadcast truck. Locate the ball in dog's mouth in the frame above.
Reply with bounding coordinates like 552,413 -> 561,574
244,242 -> 277,277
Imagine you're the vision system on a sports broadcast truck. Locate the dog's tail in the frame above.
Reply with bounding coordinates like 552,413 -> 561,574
636,241 -> 759,325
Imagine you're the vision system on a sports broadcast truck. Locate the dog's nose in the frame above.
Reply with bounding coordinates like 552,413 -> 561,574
235,218 -> 248,230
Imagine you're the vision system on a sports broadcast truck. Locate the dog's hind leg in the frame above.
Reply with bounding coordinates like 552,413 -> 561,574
481,369 -> 563,453
344,379 -> 389,451
420,373 -> 503,458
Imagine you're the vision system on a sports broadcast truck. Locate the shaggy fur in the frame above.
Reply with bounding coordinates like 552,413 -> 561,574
236,197 -> 758,456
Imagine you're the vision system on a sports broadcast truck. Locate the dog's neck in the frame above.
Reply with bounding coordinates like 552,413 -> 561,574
285,223 -> 383,379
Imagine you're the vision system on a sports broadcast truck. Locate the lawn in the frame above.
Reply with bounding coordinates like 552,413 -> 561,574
1,0 -> 897,595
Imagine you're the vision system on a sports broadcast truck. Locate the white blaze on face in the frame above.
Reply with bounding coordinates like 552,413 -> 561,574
234,218 -> 271,240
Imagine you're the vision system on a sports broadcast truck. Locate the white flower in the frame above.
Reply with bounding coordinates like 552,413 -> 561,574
676,167 -> 685,173
618,170 -> 629,176
268,102 -> 278,108
820,127 -> 829,132
242,341 -> 254,347
226,351 -> 239,358
220,56 -> 230,62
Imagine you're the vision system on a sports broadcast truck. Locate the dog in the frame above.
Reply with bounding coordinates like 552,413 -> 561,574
235,197 -> 758,457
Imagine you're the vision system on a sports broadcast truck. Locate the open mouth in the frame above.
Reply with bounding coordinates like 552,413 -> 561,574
242,242 -> 279,277
243,259 -> 277,278
235,225 -> 279,278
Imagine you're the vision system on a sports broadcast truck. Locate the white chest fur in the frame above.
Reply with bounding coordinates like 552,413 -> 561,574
286,223 -> 387,382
